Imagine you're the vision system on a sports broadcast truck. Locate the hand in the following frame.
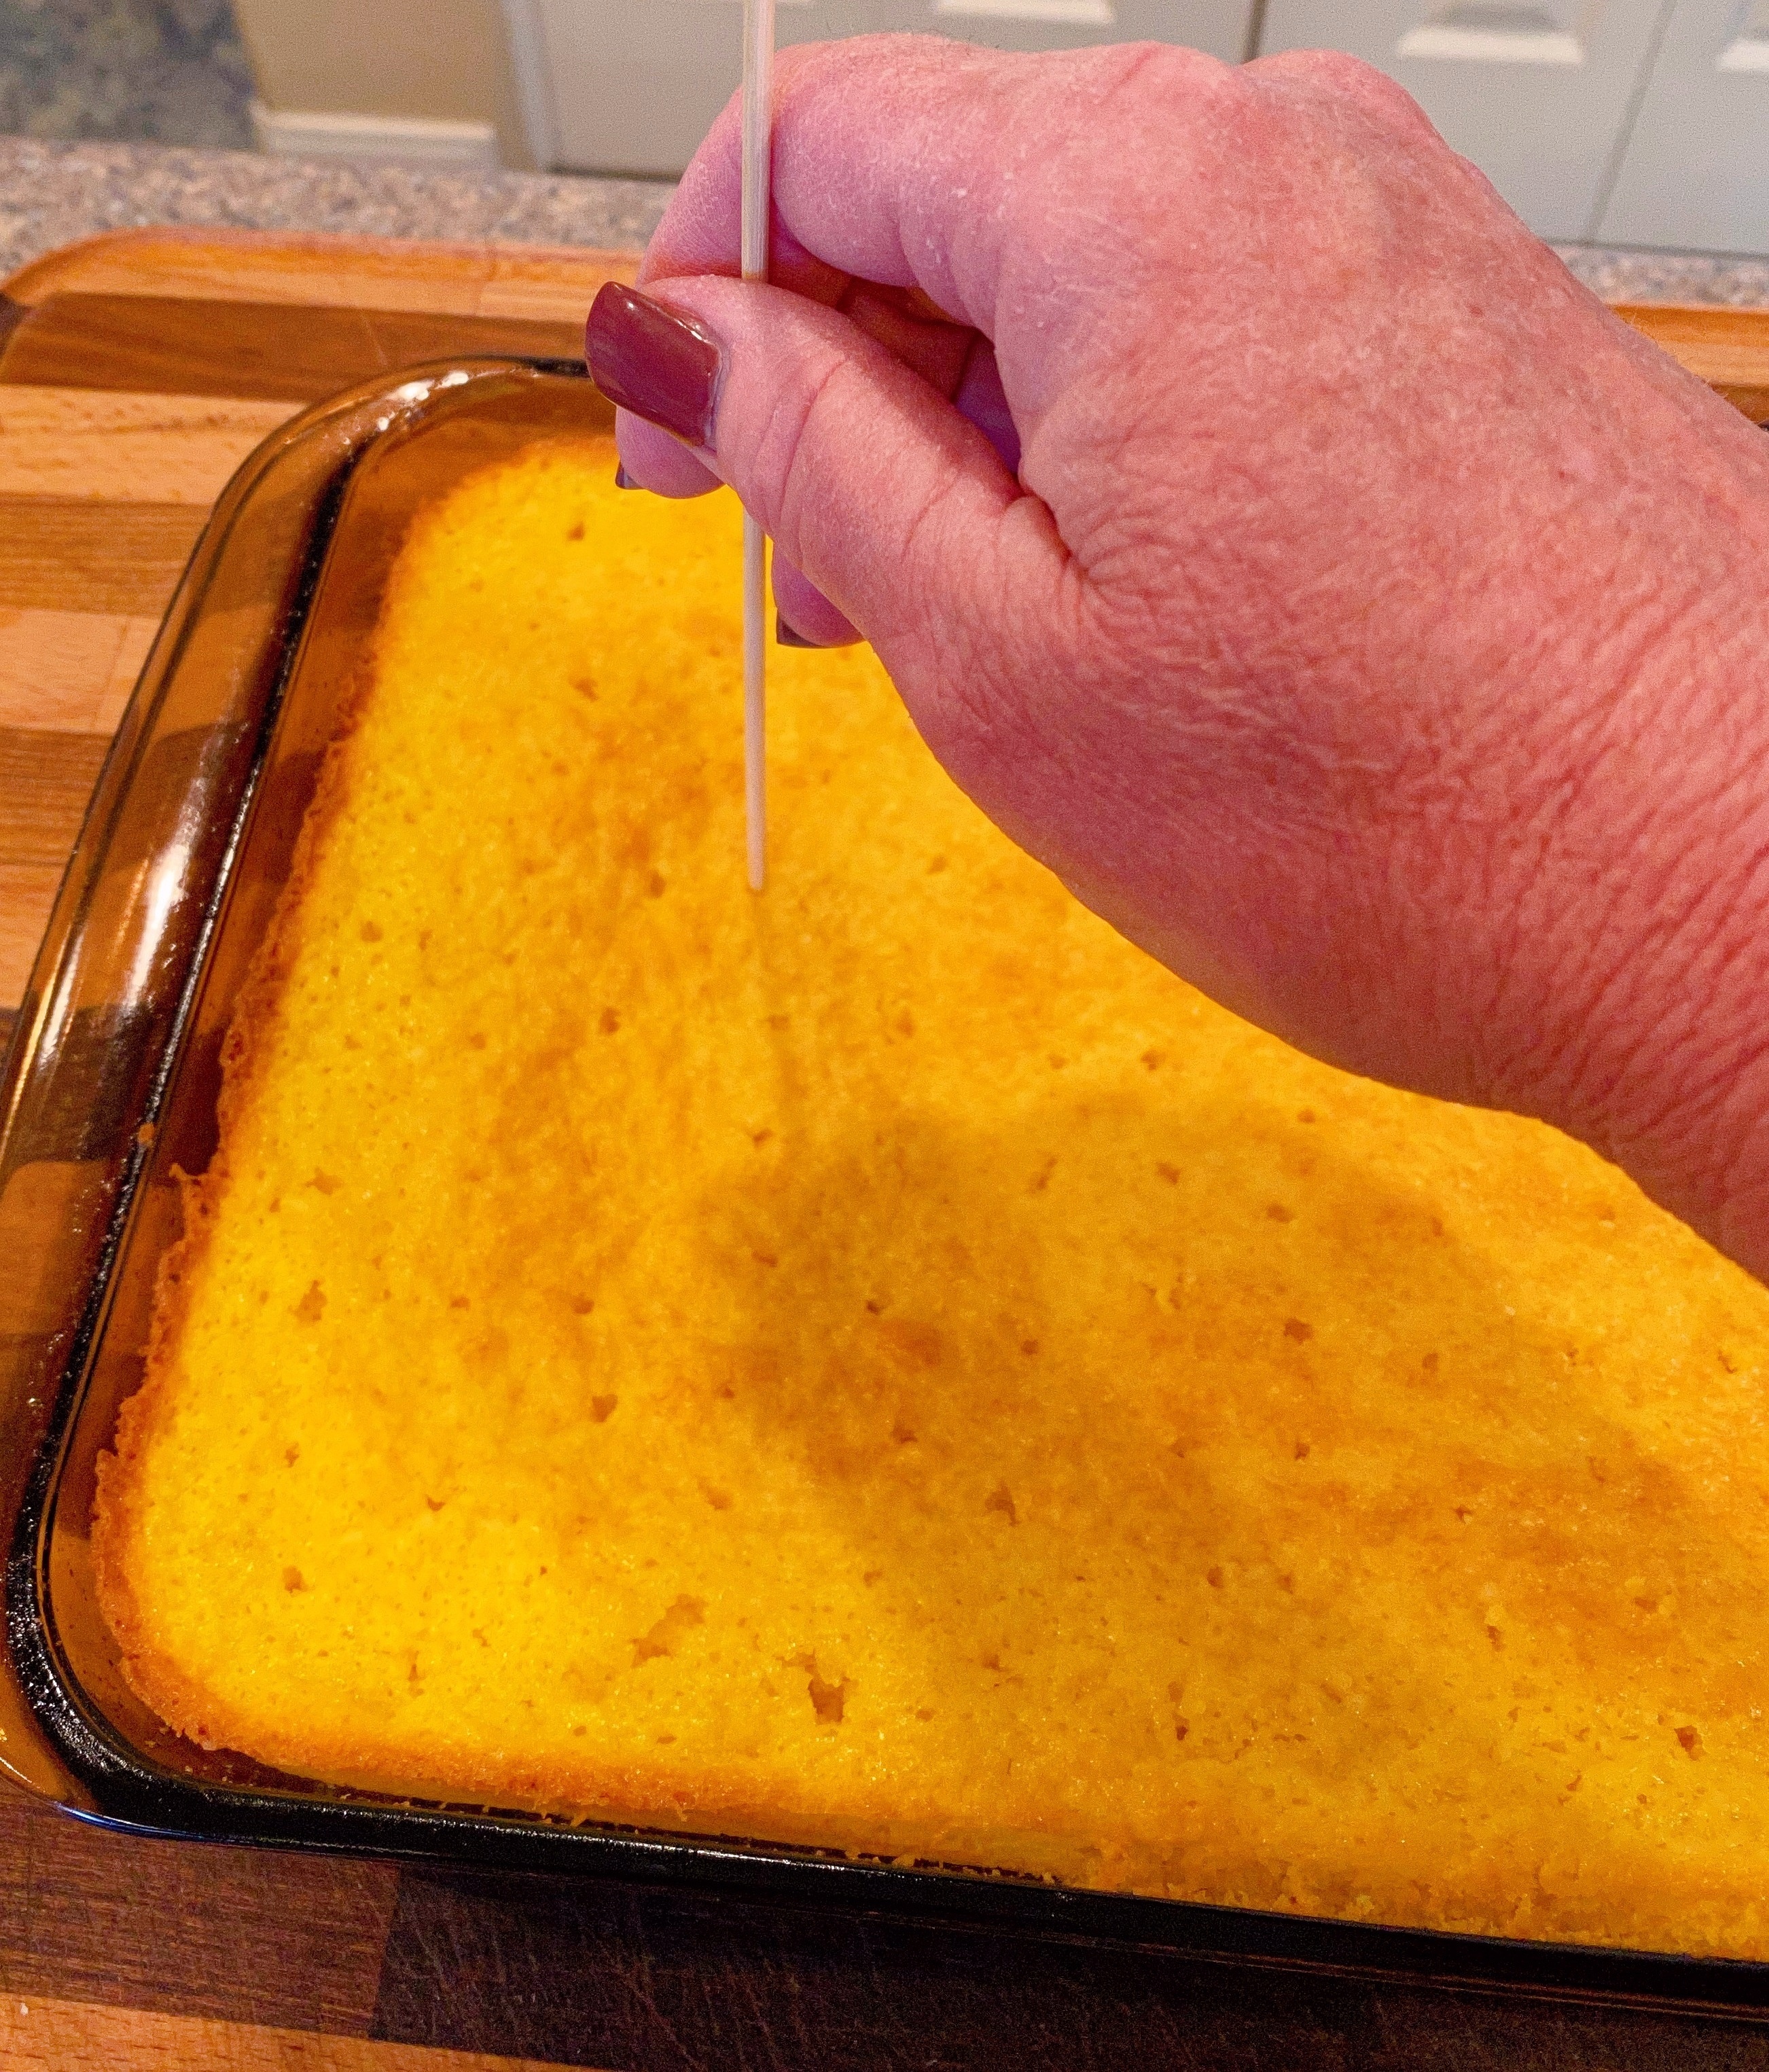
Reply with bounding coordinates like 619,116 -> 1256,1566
588,34 -> 1769,1278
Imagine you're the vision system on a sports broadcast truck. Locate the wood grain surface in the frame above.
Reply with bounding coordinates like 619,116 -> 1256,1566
3,226 -> 1769,2070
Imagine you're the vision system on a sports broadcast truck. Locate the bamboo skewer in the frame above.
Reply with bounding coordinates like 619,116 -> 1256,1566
740,0 -> 776,893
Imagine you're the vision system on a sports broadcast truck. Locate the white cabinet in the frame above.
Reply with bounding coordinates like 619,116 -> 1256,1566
1596,0 -> 1769,250
505,0 -> 1254,177
506,0 -> 1769,255
1253,0 -> 1678,241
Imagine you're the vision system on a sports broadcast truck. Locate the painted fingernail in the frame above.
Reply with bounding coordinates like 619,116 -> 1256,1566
586,282 -> 721,447
775,613 -> 817,649
614,463 -> 634,488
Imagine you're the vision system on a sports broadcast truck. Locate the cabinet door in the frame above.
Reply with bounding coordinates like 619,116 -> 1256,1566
522,0 -> 1252,177
1597,0 -> 1769,251
869,0 -> 1252,62
1255,0 -> 1674,240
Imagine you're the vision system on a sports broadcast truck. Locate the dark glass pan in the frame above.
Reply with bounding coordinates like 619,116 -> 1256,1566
2,356 -> 1767,2014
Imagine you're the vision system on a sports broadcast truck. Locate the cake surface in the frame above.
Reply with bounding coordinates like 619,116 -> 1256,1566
95,435 -> 1769,1959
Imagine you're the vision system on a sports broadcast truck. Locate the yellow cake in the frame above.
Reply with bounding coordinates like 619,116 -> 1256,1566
95,435 -> 1769,1959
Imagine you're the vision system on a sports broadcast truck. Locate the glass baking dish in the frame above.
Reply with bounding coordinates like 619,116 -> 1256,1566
2,353 -> 1767,2013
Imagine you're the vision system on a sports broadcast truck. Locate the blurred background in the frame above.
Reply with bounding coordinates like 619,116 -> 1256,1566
0,0 -> 1763,251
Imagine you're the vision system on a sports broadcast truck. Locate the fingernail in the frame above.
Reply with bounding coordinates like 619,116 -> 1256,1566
586,282 -> 721,448
775,613 -> 817,649
614,463 -> 634,488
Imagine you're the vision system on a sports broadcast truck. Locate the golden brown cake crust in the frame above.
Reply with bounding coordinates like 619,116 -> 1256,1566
95,660 -> 374,1755
92,437 -> 1769,1958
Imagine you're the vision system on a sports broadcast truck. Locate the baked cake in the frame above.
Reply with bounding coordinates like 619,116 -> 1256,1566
95,435 -> 1769,1959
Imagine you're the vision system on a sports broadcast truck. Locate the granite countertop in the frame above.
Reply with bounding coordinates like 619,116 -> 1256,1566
2,132 -> 1768,306
0,135 -> 675,278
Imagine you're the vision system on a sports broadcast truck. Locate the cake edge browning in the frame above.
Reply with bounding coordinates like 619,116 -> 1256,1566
91,673 -> 376,1762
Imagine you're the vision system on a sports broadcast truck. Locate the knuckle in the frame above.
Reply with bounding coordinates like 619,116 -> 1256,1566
1258,46 -> 1431,130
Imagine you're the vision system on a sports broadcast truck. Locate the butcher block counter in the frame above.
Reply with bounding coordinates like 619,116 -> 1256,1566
3,213 -> 1769,2070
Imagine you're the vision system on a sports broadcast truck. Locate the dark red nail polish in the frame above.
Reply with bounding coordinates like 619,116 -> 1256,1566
614,464 -> 634,488
586,283 -> 721,448
775,613 -> 817,649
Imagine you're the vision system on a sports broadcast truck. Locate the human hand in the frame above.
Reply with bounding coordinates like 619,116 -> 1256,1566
587,35 -> 1769,1276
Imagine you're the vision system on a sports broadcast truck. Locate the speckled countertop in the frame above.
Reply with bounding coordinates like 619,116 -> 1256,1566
0,136 -> 675,278
0,132 -> 1764,306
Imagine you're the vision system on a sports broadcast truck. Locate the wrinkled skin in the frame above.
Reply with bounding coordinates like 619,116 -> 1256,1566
614,34 -> 1769,1279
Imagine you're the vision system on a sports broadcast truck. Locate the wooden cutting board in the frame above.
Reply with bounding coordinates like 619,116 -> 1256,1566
1,234 -> 1766,1067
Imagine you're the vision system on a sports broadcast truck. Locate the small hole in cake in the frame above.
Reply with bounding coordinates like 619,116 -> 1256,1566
1423,1351 -> 1440,1374
891,1421 -> 916,1446
656,1732 -> 677,1744
467,1032 -> 487,1050
927,855 -> 947,873
1207,1565 -> 1224,1589
632,1594 -> 704,1666
572,1723 -> 586,1736
293,1282 -> 325,1324
567,521 -> 585,540
1284,1318 -> 1314,1343
1141,1049 -> 1164,1070
916,1707 -> 935,1721
571,675 -> 597,699
599,1008 -> 620,1035
808,1672 -> 846,1726
425,1495 -> 445,1512
700,1480 -> 733,1510
1265,1202 -> 1293,1223
591,1394 -> 618,1423
308,1170 -> 340,1195
450,1296 -> 470,1310
984,1484 -> 1017,1525
571,1296 -> 595,1315
359,921 -> 383,943
863,1569 -> 883,1586
282,1566 -> 305,1592
647,872 -> 666,897
751,1128 -> 773,1146
284,1445 -> 300,1466
1156,1162 -> 1179,1185
1020,1338 -> 1039,1356
1294,1440 -> 1310,1460
1298,1108 -> 1316,1124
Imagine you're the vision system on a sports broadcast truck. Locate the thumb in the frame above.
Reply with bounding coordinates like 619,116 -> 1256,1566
586,279 -> 1066,680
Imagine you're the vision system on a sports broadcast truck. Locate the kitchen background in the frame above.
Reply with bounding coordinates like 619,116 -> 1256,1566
0,0 -> 1764,254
